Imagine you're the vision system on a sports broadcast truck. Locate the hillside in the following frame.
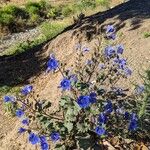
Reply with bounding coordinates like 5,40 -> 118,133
0,0 -> 150,149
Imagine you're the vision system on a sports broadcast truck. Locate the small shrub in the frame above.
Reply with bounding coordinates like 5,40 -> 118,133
0,11 -> 14,26
38,0 -> 47,9
2,5 -> 19,16
25,4 -> 40,15
28,14 -> 40,25
2,4 -> 27,18
47,7 -> 61,19
61,5 -> 76,17
143,32 -> 150,38
83,0 -> 96,8
96,0 -> 110,7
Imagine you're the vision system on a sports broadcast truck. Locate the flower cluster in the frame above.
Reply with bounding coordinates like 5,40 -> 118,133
3,84 -> 60,150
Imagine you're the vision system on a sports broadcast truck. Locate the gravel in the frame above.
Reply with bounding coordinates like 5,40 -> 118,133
0,27 -> 42,53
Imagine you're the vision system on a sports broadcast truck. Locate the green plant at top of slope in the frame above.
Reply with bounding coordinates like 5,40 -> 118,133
0,4 -> 26,26
96,0 -> 110,6
143,32 -> 150,38
39,21 -> 69,40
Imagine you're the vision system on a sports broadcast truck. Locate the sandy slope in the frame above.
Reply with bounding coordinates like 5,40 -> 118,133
0,0 -> 150,149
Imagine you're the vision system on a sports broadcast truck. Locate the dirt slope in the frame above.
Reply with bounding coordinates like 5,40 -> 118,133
0,0 -> 150,149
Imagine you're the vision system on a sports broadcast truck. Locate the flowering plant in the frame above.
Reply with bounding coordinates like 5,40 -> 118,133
3,25 -> 149,149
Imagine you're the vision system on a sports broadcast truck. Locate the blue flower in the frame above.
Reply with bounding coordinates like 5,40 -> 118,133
104,46 -> 115,58
82,47 -> 90,52
99,63 -> 105,69
40,136 -> 49,150
107,33 -> 116,40
116,107 -> 124,114
50,132 -> 60,142
104,100 -> 113,113
114,58 -> 126,69
135,85 -> 145,95
41,142 -> 49,150
124,67 -> 132,76
75,43 -> 81,50
21,85 -> 33,95
129,120 -> 138,131
69,74 -> 78,83
128,113 -> 138,131
3,95 -> 15,103
89,92 -> 97,104
77,95 -> 90,108
18,127 -> 26,134
113,87 -> 124,95
130,113 -> 138,121
106,25 -> 115,33
117,44 -> 124,54
86,60 -> 93,65
60,78 -> 71,90
47,54 -> 59,71
98,113 -> 107,124
40,136 -> 47,143
29,133 -> 40,145
95,126 -> 105,136
124,111 -> 130,120
22,118 -> 29,125
16,109 -> 24,118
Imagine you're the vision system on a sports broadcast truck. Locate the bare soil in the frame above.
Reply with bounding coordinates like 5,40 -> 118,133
0,0 -> 150,149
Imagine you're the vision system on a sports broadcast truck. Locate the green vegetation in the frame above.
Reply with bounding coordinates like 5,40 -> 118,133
143,32 -> 150,38
40,21 -> 68,39
0,0 -> 111,56
61,4 -> 76,17
0,85 -> 21,96
138,70 -> 150,135
96,0 -> 110,7
0,20 -> 69,56
0,0 -> 110,34
3,101 -> 18,116
0,5 -> 25,26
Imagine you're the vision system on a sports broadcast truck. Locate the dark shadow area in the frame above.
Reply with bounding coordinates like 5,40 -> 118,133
0,0 -> 150,87
72,0 -> 150,40
0,24 -> 76,87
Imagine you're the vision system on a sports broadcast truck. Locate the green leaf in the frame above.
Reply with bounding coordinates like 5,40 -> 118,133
66,107 -> 74,115
43,121 -> 53,129
90,105 -> 100,115
60,99 -> 66,107
76,136 -> 92,150
73,101 -> 81,113
55,144 -> 66,150
64,122 -> 73,132
77,122 -> 90,133
76,82 -> 89,90
43,101 -> 52,109
60,96 -> 72,108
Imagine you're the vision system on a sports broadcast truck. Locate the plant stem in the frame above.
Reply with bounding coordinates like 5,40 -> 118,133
17,98 -> 63,120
